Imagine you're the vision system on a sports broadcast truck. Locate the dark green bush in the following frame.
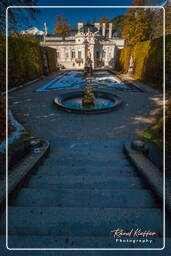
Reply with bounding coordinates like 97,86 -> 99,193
0,34 -> 57,92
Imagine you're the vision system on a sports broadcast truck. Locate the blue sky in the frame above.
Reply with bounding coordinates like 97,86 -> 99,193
35,7 -> 128,33
35,0 -> 133,33
15,0 -> 162,33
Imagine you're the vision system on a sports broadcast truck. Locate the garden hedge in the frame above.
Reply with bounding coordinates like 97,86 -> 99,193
0,35 -> 57,92
115,35 -> 171,89
0,35 -> 57,141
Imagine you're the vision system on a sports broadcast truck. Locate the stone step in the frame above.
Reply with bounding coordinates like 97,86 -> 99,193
27,176 -> 144,190
2,207 -> 163,236
36,166 -> 136,176
40,159 -> 131,168
50,140 -> 124,154
14,188 -> 158,208
43,152 -> 127,162
3,235 -> 164,249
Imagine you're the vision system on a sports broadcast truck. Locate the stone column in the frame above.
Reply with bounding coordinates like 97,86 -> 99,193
105,50 -> 108,66
94,22 -> 100,31
104,47 -> 108,66
89,44 -> 94,69
102,23 -> 106,37
109,23 -> 112,39
77,22 -> 84,32
111,45 -> 116,68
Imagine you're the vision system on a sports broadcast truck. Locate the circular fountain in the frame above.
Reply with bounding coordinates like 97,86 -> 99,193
53,90 -> 122,114
54,67 -> 122,114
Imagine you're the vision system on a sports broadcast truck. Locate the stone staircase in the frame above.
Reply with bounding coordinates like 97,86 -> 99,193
0,139 -> 168,251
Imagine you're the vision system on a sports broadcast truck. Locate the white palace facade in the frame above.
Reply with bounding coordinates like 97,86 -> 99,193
40,22 -> 125,70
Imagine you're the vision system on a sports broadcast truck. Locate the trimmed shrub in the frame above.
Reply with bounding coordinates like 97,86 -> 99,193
141,38 -> 163,85
115,46 -> 131,73
45,47 -> 57,73
0,35 -> 57,142
115,35 -> 171,89
8,36 -> 43,89
133,40 -> 151,80
0,35 -> 57,92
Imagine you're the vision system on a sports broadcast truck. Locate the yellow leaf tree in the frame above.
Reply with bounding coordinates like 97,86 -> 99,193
54,15 -> 70,35
122,0 -> 152,46
99,16 -> 109,24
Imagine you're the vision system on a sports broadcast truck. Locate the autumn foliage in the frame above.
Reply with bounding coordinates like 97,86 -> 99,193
54,15 -> 70,35
99,16 -> 109,24
122,8 -> 152,46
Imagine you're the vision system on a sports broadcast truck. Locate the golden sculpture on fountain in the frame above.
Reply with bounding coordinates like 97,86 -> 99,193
82,89 -> 95,106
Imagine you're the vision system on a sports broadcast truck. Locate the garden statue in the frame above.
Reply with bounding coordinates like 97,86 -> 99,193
128,54 -> 134,75
82,89 -> 95,106
84,54 -> 93,76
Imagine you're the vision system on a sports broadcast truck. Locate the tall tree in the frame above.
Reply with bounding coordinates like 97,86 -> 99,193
110,15 -> 125,36
54,15 -> 70,35
122,0 -> 152,46
150,0 -> 171,39
0,0 -> 39,34
99,16 -> 109,24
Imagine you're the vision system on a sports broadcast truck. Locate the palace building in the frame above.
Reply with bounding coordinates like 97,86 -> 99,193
40,22 -> 125,70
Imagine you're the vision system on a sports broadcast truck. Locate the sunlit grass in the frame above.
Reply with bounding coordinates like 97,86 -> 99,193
140,111 -> 163,147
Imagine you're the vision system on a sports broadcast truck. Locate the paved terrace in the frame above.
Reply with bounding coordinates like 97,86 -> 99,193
8,72 -> 163,143
0,71 -> 169,255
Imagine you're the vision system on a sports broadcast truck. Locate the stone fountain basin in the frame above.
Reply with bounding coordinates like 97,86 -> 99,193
54,91 -> 122,114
